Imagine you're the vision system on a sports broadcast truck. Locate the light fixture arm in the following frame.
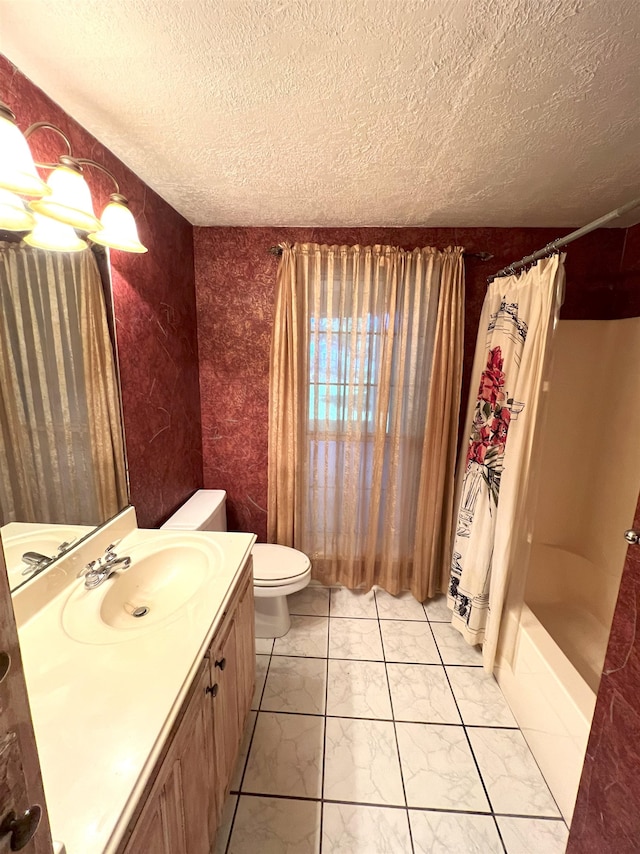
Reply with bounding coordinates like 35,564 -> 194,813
23,122 -> 73,156
76,159 -> 121,195
0,106 -> 146,252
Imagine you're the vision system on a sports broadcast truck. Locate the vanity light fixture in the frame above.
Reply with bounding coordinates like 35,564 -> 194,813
89,193 -> 147,254
30,155 -> 102,233
0,104 -> 50,197
0,188 -> 36,232
23,212 -> 87,253
0,103 -> 147,253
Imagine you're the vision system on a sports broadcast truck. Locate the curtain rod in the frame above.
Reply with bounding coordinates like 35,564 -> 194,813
268,245 -> 493,260
487,196 -> 640,283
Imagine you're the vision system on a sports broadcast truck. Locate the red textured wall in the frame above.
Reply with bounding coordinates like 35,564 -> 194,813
194,224 -> 636,540
1,56 -> 203,527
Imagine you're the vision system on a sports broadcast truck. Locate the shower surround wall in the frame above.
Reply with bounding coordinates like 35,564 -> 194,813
194,225 -> 636,540
0,56 -> 203,527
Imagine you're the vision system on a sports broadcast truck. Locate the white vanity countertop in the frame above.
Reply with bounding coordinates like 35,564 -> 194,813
17,527 -> 256,854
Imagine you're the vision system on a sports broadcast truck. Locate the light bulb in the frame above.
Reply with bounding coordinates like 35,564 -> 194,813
30,159 -> 101,232
23,213 -> 87,252
89,194 -> 147,253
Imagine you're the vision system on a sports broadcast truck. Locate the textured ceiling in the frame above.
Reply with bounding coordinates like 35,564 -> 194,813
1,0 -> 639,227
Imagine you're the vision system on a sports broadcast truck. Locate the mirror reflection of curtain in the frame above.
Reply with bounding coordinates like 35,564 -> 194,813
268,243 -> 464,599
0,242 -> 127,526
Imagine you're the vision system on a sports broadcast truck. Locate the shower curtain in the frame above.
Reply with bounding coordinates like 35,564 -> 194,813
448,254 -> 565,670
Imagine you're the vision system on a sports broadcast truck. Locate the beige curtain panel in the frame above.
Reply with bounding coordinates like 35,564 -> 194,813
268,242 -> 464,600
0,242 -> 127,526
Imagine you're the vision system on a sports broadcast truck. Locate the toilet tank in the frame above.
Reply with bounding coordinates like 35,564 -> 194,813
160,489 -> 228,532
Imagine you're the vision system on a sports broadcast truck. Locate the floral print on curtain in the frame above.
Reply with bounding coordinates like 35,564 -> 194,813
447,254 -> 565,667
449,305 -> 527,640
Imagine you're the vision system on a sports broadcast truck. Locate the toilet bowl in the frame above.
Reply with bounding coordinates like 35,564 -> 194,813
161,490 -> 311,638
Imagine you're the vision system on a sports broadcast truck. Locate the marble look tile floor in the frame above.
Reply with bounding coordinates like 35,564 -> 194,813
216,587 -> 569,854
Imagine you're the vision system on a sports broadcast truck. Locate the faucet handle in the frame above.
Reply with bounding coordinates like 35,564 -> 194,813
103,544 -> 118,562
56,540 -> 74,554
77,560 -> 97,579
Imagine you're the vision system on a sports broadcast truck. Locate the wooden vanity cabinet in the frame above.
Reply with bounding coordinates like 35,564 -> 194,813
119,560 -> 255,854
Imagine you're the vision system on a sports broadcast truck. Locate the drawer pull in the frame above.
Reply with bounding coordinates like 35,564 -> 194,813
0,805 -> 42,851
205,683 -> 219,698
214,657 -> 227,671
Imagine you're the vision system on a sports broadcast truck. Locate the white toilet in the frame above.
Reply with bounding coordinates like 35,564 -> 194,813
160,489 -> 311,638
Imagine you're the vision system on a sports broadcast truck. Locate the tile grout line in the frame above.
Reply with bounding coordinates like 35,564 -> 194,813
427,604 -> 566,827
318,589 -> 332,854
374,589 -> 416,854
229,592 -> 566,852
426,619 -> 508,854
240,705 -> 519,728
229,789 -> 568,822
224,637 -> 274,854
271,649 -> 483,667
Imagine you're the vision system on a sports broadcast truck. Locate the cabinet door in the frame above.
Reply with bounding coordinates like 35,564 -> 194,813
123,662 -> 213,854
211,616 -> 240,817
235,572 -> 256,726
172,662 -> 214,854
123,754 -> 186,854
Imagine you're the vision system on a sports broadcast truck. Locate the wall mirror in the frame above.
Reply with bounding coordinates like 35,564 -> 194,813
0,236 -> 129,592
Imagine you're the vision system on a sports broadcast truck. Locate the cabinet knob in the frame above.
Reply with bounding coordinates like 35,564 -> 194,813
624,529 -> 640,545
205,683 -> 219,698
214,657 -> 227,671
0,805 -> 42,851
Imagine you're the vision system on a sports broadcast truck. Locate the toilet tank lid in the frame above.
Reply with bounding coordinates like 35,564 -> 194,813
161,489 -> 226,530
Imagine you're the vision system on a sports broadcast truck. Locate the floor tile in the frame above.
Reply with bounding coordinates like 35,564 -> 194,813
330,587 -> 377,618
409,810 -> 503,854
396,722 -> 489,812
329,617 -> 383,660
255,637 -> 274,654
273,615 -> 328,658
322,802 -> 412,853
446,666 -> 517,727
324,717 -> 405,806
375,589 -> 427,621
430,622 -> 483,665
228,795 -> 321,854
379,620 -> 440,664
468,728 -> 560,817
387,663 -> 460,724
260,656 -> 326,715
213,794 -> 237,854
424,594 -> 453,622
252,654 -> 270,709
288,586 -> 330,616
497,816 -> 569,853
230,711 -> 257,791
326,659 -> 392,719
242,712 -> 324,798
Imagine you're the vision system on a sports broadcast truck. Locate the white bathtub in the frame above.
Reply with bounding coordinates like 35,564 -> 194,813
495,602 -> 596,823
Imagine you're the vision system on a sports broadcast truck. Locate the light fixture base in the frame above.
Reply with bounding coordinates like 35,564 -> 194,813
0,103 -> 17,124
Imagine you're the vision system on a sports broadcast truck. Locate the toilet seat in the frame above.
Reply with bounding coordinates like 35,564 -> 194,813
250,544 -> 312,636
251,543 -> 311,588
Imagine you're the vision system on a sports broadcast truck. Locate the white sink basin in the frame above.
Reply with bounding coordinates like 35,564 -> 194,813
62,537 -> 223,644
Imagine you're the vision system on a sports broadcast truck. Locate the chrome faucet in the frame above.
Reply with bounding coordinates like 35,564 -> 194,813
21,551 -> 54,575
21,540 -> 76,576
80,543 -> 131,589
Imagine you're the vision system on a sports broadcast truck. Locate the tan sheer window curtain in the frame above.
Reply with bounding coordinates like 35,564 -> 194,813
0,242 -> 127,526
268,243 -> 464,599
